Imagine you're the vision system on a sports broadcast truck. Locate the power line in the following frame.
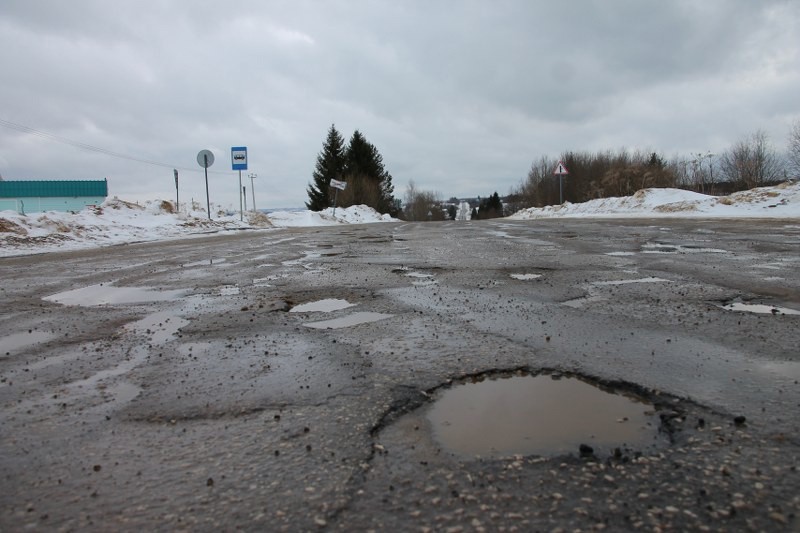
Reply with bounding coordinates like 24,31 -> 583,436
0,117 -> 231,174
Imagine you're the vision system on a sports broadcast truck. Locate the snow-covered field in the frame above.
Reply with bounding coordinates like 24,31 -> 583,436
1,182 -> 798,257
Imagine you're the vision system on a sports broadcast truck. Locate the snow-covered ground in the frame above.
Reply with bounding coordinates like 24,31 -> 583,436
509,182 -> 800,220
1,183 -> 799,257
0,199 -> 395,257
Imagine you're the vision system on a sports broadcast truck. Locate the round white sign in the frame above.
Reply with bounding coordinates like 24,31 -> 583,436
197,150 -> 215,168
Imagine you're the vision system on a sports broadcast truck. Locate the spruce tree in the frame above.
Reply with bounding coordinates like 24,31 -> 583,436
306,124 -> 346,211
341,130 -> 397,215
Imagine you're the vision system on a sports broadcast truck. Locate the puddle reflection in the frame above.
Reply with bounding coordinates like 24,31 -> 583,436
44,284 -> 186,306
426,374 -> 660,458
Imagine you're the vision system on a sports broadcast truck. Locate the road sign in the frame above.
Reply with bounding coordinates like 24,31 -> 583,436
330,179 -> 347,191
554,161 -> 569,175
197,150 -> 214,219
197,150 -> 215,168
231,146 -> 248,171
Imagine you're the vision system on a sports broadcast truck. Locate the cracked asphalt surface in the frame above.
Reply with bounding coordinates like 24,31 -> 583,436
1,218 -> 799,531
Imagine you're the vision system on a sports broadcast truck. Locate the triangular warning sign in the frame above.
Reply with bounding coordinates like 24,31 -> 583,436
554,161 -> 569,175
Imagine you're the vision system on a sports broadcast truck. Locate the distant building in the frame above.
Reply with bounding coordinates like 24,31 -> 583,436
0,180 -> 108,214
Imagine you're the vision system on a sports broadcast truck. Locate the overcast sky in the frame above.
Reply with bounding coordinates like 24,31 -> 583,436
1,1 -> 799,210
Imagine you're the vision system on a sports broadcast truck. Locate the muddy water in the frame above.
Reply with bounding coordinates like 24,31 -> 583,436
426,374 -> 661,458
303,312 -> 393,329
720,302 -> 800,316
43,284 -> 186,306
290,299 -> 355,313
0,330 -> 56,356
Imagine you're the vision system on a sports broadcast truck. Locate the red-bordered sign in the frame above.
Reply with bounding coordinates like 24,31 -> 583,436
554,161 -> 569,175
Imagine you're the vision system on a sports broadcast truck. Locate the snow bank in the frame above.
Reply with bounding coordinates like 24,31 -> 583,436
0,199 -> 395,257
264,205 -> 396,228
509,182 -> 800,220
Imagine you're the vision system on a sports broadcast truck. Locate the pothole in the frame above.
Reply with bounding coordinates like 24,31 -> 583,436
719,302 -> 800,316
397,371 -> 665,459
184,258 -> 228,267
303,312 -> 393,329
44,284 -> 187,306
290,299 -> 355,313
0,330 -> 57,356
124,310 -> 189,344
592,277 -> 670,286
510,273 -> 542,281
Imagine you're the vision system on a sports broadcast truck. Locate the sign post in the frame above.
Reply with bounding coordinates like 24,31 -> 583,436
197,150 -> 215,219
232,147 -> 248,221
248,173 -> 257,212
554,160 -> 569,205
329,178 -> 347,217
173,169 -> 179,213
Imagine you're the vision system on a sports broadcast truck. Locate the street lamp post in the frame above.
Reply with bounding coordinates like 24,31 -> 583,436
248,173 -> 257,212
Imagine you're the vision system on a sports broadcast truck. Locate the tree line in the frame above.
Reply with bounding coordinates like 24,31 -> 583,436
307,121 -> 800,219
510,126 -> 800,211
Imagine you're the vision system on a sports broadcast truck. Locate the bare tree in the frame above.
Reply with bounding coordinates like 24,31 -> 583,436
789,119 -> 800,177
719,130 -> 783,189
403,180 -> 444,221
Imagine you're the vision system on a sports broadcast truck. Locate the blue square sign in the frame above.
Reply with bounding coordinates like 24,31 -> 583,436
231,146 -> 248,171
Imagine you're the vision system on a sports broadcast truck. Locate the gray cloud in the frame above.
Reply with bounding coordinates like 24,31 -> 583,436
1,0 -> 798,208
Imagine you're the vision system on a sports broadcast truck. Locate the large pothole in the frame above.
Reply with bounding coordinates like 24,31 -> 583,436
385,370 -> 669,460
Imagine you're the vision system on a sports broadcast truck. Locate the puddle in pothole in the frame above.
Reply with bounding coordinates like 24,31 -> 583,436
642,243 -> 728,254
1,330 -> 57,356
719,302 -> 800,316
592,277 -> 670,286
424,374 -> 661,458
184,258 -> 227,267
43,284 -> 187,306
218,285 -> 241,296
303,312 -> 393,329
124,310 -> 189,344
510,273 -> 542,281
290,299 -> 355,313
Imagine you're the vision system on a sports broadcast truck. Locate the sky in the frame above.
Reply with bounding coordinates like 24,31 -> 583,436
1,1 -> 799,210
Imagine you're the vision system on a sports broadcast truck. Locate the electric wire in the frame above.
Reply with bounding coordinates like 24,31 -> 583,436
0,117 -> 232,175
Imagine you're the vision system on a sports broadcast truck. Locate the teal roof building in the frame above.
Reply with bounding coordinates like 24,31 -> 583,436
0,180 -> 108,214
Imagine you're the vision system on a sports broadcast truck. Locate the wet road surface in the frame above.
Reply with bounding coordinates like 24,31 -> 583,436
1,218 -> 799,530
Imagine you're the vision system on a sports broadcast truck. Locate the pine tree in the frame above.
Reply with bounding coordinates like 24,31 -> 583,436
306,124 -> 346,211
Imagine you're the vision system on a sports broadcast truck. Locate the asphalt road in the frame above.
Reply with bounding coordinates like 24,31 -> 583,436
1,218 -> 799,531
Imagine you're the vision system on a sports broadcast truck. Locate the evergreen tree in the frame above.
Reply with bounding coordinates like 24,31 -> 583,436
475,192 -> 503,219
340,130 -> 397,215
306,124 -> 346,211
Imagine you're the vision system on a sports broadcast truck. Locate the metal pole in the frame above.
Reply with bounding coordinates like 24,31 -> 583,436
174,169 -> 179,213
332,188 -> 339,217
238,170 -> 243,221
243,186 -> 247,216
249,173 -> 257,212
559,174 -> 563,204
204,154 -> 211,220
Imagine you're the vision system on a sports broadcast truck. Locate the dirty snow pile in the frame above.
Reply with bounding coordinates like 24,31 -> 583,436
509,182 -> 800,219
0,199 -> 395,257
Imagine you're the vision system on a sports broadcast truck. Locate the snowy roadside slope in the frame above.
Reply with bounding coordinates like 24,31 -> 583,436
509,182 -> 800,220
266,205 -> 396,227
0,199 -> 395,257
